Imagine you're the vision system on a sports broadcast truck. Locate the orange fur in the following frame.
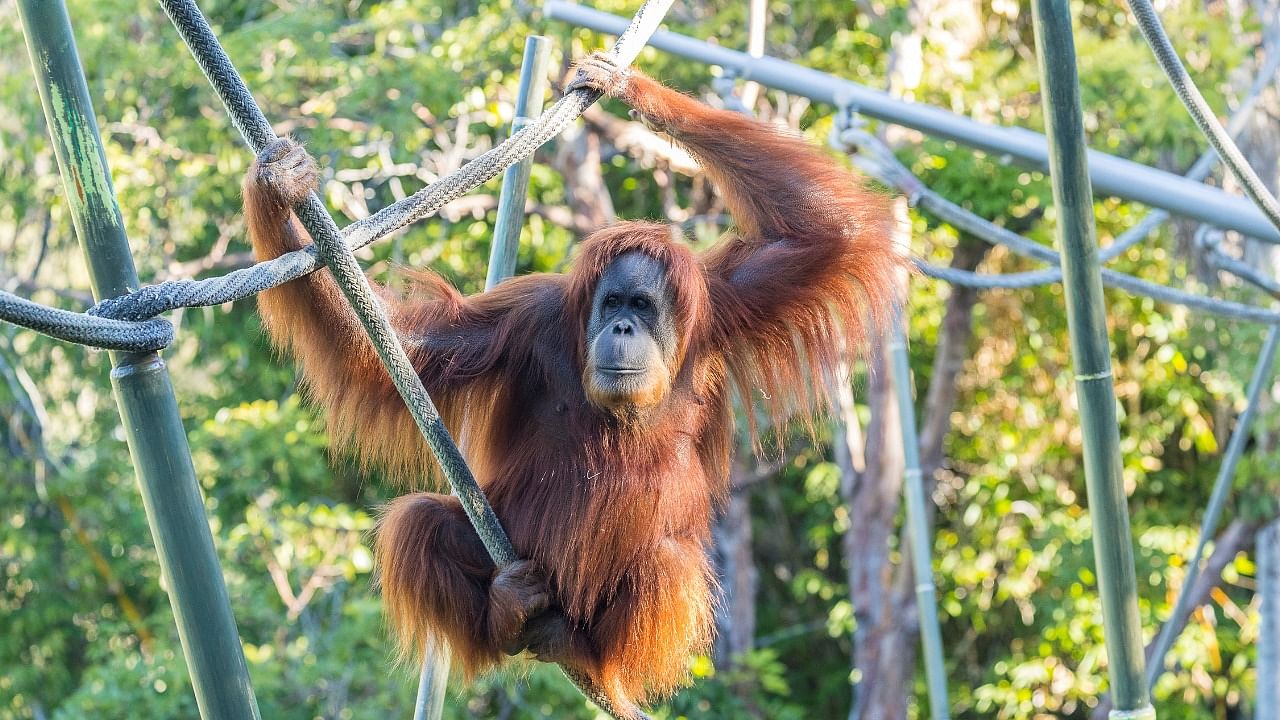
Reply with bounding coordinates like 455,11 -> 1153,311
244,70 -> 904,713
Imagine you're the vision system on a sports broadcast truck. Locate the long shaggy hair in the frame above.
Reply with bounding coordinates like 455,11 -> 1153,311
245,70 -> 906,715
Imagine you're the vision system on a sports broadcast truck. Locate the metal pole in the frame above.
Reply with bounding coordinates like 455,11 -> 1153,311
1030,2 -> 1153,717
737,0 -> 766,111
16,3 -> 261,720
888,327 -> 950,720
543,1 -> 1280,244
413,36 -> 557,719
1146,325 -> 1280,688
411,636 -> 448,720
486,36 -> 554,291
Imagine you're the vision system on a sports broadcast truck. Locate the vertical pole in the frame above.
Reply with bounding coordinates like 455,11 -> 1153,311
413,36 -> 556,720
1259,519 -> 1280,719
410,636 -> 448,720
738,0 -> 767,111
888,327 -> 950,720
16,3 -> 261,720
486,36 -> 554,291
1146,326 -> 1280,688
1030,2 -> 1154,717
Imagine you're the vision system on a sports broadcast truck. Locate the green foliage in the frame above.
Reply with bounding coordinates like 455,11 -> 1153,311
1,0 -> 1275,718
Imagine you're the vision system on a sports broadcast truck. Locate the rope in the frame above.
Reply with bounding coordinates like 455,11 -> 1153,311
916,181 -> 1280,323
830,118 -> 1280,324
8,0 -> 1273,353
1125,2 -> 1280,690
833,45 -> 1280,294
89,6 -> 662,324
909,205 -> 1167,290
0,289 -> 172,352
1127,0 -> 1280,234
154,1 -> 669,717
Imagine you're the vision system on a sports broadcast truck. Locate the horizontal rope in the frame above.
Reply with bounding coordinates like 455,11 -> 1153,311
91,31 -> 648,323
915,181 -> 1280,323
8,1 -> 1272,355
0,289 -> 172,352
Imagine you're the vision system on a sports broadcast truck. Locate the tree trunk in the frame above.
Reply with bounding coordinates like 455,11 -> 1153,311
853,234 -> 988,716
845,198 -> 909,720
842,1 -> 984,714
844,342 -> 905,720
713,459 -> 759,666
553,124 -> 615,234
918,236 -> 990,481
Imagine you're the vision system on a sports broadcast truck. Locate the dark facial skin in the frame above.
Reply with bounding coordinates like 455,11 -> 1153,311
584,251 -> 678,415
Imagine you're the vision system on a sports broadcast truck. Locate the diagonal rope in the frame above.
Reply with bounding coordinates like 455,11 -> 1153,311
90,3 -> 665,324
1127,0 -> 1280,233
153,1 -> 670,718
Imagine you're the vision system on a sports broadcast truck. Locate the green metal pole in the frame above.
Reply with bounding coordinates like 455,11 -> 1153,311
1146,325 -> 1280,688
485,35 -> 554,291
411,636 -> 448,720
412,36 -> 556,719
17,4 -> 261,720
888,327 -> 950,720
1030,2 -> 1154,718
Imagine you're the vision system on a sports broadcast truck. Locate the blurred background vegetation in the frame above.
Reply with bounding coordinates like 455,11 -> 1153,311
3,0 -> 1279,718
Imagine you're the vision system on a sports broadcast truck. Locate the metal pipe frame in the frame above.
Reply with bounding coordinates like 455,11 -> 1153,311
415,34 -> 557,720
487,36 -> 555,291
543,0 -> 1280,244
888,327 -> 951,720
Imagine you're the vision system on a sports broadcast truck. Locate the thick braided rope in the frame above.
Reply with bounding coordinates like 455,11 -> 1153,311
1128,0 -> 1280,234
157,0 -> 515,565
92,6 -> 657,324
154,1 -> 668,717
90,93 -> 605,321
0,289 -> 172,351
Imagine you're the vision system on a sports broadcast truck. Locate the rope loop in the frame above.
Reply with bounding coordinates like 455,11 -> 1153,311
1,289 -> 173,352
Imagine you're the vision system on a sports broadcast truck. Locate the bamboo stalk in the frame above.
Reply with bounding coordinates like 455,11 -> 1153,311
1029,2 -> 1153,717
16,3 -> 261,719
888,326 -> 951,720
